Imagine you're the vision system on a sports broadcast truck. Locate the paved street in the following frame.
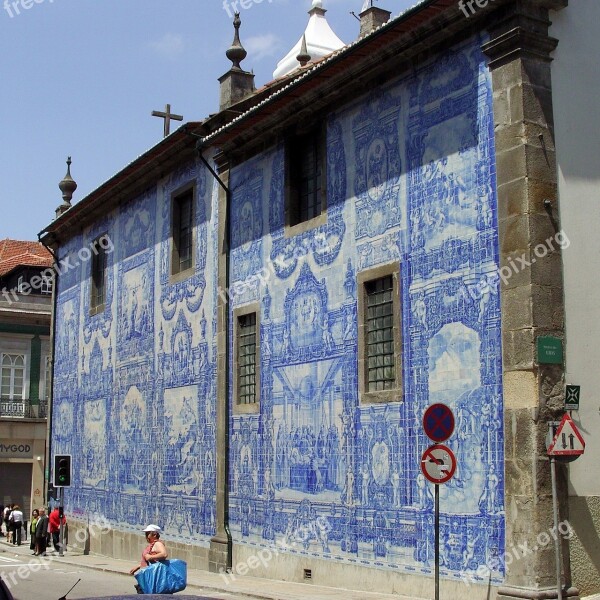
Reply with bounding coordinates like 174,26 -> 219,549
0,539 -> 427,600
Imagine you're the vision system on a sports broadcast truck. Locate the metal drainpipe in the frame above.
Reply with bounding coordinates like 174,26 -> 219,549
195,137 -> 233,570
37,236 -> 59,507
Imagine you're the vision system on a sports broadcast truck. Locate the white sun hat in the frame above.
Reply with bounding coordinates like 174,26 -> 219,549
142,524 -> 162,533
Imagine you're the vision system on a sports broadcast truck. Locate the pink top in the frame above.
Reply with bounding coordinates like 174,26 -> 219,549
141,542 -> 155,567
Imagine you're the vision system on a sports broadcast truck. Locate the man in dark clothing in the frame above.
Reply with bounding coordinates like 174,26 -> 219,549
34,508 -> 49,556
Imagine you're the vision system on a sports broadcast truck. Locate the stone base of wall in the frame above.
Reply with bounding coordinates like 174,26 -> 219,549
66,517 -> 209,572
497,586 -> 579,599
569,495 -> 600,597
231,544 -> 499,599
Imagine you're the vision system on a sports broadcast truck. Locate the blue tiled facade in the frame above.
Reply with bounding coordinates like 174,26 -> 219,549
53,34 -> 504,584
227,35 -> 504,582
54,160 -> 219,546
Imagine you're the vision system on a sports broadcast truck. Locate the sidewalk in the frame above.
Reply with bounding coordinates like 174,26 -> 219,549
2,539 -> 597,600
0,538 -> 427,600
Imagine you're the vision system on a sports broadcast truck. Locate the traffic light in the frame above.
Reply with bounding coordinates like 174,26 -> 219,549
53,454 -> 72,487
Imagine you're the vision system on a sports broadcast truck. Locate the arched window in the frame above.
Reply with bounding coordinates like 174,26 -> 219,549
1,354 -> 26,400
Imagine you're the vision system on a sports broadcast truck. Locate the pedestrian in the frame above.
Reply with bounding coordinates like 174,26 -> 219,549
35,508 -> 49,556
3,505 -> 12,542
129,524 -> 168,594
48,507 -> 66,552
9,505 -> 23,546
29,510 -> 39,554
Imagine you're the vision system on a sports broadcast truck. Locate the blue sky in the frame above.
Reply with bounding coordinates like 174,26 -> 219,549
0,0 -> 412,241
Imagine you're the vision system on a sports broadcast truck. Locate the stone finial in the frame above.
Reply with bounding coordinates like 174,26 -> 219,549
226,12 -> 247,71
56,156 -> 77,218
297,34 -> 311,67
219,12 -> 255,110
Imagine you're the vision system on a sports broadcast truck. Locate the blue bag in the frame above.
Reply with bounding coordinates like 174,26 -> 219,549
134,559 -> 187,594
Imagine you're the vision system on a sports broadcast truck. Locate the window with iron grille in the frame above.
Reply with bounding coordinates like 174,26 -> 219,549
91,237 -> 108,311
237,312 -> 257,405
288,128 -> 326,227
1,354 -> 25,400
172,188 -> 194,276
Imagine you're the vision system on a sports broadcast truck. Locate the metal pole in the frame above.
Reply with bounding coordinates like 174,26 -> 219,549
550,457 -> 562,600
58,487 -> 64,557
435,483 -> 439,600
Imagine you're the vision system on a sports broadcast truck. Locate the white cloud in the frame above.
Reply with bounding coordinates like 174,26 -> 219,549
149,33 -> 185,59
244,33 -> 282,61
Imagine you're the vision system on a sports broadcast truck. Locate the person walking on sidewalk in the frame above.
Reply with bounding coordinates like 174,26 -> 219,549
48,507 -> 66,552
129,524 -> 168,594
35,508 -> 49,556
9,506 -> 23,546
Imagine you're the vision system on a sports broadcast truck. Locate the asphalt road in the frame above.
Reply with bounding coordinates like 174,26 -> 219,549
0,552 -> 239,600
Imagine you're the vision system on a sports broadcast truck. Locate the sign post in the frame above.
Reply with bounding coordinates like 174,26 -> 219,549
422,404 -> 456,600
547,415 -> 585,600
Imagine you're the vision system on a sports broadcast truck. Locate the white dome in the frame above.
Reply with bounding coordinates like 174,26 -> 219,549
273,1 -> 345,80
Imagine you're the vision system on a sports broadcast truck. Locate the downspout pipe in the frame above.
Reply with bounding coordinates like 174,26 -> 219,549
195,136 -> 233,571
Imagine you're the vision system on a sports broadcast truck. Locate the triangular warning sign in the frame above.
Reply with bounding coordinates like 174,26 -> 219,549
548,413 -> 585,456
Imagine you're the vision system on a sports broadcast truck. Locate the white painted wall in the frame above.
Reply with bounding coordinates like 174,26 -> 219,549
551,0 -> 600,497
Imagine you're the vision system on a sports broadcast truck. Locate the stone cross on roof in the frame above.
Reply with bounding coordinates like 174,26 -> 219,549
152,103 -> 184,138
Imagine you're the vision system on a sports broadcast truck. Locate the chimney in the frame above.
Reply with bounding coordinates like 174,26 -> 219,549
359,3 -> 391,38
219,12 -> 256,111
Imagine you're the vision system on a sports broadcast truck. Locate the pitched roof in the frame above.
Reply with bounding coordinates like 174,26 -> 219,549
0,239 -> 53,277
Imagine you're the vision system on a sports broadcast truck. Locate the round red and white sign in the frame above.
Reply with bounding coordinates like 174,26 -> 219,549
420,444 -> 457,485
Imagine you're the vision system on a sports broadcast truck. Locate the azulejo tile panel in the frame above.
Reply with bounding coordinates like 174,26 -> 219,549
54,158 -> 218,544
228,35 -> 504,583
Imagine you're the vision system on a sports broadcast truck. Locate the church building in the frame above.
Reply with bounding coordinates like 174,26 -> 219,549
39,0 -> 600,598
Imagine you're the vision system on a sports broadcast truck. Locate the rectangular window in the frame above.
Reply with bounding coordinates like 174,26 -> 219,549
358,264 -> 403,403
90,236 -> 108,311
237,312 -> 257,405
1,353 -> 26,400
40,273 -> 54,295
366,276 -> 395,392
171,188 -> 194,276
287,127 -> 326,228
17,275 -> 25,293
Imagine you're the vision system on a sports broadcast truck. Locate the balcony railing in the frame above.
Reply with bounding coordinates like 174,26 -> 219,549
0,398 -> 48,419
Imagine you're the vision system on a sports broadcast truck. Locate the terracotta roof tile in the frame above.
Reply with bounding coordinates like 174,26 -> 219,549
0,239 -> 53,277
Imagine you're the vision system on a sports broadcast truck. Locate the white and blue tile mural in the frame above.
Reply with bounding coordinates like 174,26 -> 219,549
227,34 -> 504,583
52,32 -> 503,585
53,159 -> 219,544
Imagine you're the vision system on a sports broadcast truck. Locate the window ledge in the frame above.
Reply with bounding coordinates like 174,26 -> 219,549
169,267 -> 195,286
285,211 -> 327,238
360,388 -> 404,405
89,303 -> 105,317
233,402 -> 260,415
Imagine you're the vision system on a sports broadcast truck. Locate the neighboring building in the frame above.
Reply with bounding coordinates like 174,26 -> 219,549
0,239 -> 53,516
550,0 -> 600,595
39,0 -> 597,598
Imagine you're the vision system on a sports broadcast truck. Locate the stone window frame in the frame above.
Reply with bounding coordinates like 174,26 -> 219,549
284,122 -> 328,238
232,302 -> 261,415
89,232 -> 109,316
170,182 -> 196,284
357,261 -> 404,405
0,352 -> 26,400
